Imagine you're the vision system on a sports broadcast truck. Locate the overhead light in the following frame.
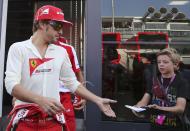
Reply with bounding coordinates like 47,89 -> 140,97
150,12 -> 161,19
159,7 -> 167,14
142,6 -> 155,21
169,1 -> 189,5
171,7 -> 178,14
161,13 -> 173,20
172,12 -> 186,20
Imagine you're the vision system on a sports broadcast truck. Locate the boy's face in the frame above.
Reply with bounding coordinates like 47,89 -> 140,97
157,55 -> 175,76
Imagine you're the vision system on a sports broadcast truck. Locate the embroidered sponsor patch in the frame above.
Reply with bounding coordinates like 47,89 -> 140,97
56,112 -> 65,124
12,109 -> 29,126
29,58 -> 54,76
41,8 -> 49,15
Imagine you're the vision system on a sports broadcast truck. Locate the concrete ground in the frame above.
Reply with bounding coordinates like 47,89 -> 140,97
76,118 -> 85,131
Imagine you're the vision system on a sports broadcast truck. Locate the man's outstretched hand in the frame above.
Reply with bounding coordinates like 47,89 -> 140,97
96,98 -> 117,118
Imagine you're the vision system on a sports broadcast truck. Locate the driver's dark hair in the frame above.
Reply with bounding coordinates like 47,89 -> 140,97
32,20 -> 49,33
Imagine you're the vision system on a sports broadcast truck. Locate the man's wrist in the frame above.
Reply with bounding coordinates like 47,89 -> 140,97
33,95 -> 43,105
94,97 -> 102,105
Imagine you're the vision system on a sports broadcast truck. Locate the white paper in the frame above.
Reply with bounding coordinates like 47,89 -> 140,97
125,105 -> 146,112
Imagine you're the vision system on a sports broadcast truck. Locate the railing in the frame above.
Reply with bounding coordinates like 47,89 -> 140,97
102,22 -> 190,41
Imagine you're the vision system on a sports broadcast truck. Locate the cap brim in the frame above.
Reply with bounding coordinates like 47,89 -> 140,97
60,20 -> 73,26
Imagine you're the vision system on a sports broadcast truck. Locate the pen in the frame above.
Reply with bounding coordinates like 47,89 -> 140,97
140,106 -> 149,109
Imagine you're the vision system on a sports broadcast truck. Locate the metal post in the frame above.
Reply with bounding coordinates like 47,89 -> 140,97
85,0 -> 101,130
112,0 -> 115,32
80,0 -> 83,66
0,0 -> 8,117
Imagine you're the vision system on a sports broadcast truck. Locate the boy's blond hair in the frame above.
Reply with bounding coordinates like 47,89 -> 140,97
157,48 -> 181,70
